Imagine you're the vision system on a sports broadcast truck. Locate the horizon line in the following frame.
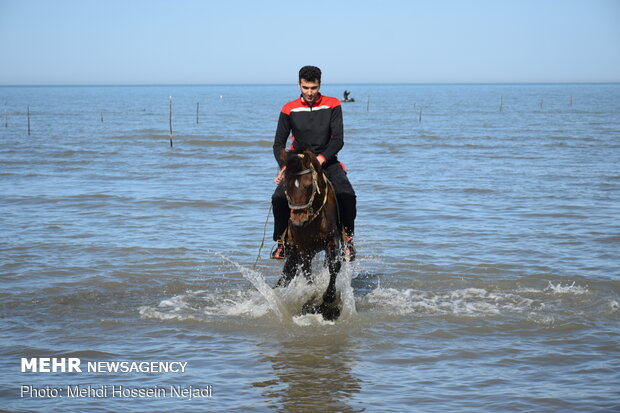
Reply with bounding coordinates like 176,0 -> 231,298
1,81 -> 620,88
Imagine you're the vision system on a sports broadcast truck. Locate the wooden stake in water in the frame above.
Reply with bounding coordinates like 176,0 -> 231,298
540,98 -> 543,109
4,110 -> 7,128
169,96 -> 173,147
196,102 -> 199,124
100,110 -> 104,123
367,96 -> 370,112
569,96 -> 572,107
27,105 -> 31,136
419,106 -> 423,123
499,96 -> 503,112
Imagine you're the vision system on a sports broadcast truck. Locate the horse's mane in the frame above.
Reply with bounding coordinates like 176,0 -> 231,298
283,149 -> 320,177
284,151 -> 306,175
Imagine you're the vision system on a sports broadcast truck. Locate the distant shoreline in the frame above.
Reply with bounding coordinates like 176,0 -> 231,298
1,82 -> 620,88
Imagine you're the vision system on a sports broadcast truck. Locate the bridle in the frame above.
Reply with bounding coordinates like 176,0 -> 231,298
284,154 -> 329,224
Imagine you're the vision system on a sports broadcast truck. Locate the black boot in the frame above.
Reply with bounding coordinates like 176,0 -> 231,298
343,234 -> 356,262
270,240 -> 287,260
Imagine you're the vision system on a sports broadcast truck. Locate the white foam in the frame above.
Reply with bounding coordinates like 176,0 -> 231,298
139,303 -> 198,321
292,314 -> 336,326
516,287 -> 544,294
139,289 -> 273,321
159,295 -> 189,310
543,281 -> 589,295
527,313 -> 556,326
361,286 -> 539,316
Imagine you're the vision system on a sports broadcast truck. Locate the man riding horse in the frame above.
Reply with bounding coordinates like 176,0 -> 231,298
271,65 -> 357,262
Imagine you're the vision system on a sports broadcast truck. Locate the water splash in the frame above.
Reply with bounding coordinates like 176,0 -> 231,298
336,262 -> 357,319
211,251 -> 357,324
213,252 -> 290,321
543,281 -> 589,295
137,263 -> 359,324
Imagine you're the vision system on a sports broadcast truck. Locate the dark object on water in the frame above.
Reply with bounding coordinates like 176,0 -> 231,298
341,90 -> 355,103
168,96 -> 173,147
275,150 -> 343,320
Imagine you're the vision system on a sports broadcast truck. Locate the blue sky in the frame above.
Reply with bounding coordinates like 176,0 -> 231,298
0,0 -> 618,85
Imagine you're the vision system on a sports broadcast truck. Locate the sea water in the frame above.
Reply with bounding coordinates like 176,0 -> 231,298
1,83 -> 619,411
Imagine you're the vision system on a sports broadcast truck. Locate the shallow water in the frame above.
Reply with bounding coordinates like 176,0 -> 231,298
1,83 -> 619,412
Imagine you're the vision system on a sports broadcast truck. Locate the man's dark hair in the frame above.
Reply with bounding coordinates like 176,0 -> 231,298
299,66 -> 322,83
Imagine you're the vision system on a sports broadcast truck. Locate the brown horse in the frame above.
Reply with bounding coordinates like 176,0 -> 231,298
275,149 -> 342,320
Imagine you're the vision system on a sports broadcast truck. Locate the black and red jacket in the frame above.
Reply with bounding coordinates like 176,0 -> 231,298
273,94 -> 343,168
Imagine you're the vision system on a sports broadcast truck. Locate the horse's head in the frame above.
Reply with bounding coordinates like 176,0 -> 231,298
282,149 -> 324,227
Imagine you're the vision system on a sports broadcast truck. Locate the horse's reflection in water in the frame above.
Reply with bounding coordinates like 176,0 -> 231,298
253,335 -> 363,412
275,150 -> 343,320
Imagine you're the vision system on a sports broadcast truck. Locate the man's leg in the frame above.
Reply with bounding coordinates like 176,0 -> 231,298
336,192 -> 357,236
271,184 -> 289,259
323,161 -> 357,260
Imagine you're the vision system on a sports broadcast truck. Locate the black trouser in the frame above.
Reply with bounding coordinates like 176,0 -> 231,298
272,160 -> 357,241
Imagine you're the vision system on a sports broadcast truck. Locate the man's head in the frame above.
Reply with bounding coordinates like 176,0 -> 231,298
298,65 -> 322,105
299,65 -> 321,84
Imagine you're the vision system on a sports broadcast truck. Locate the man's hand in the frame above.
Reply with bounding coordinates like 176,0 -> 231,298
317,154 -> 326,165
274,167 -> 286,185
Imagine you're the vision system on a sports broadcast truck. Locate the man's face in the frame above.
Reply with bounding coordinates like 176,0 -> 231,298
299,79 -> 320,105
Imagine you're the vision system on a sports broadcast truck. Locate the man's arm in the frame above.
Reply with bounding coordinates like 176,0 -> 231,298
319,105 -> 344,162
273,111 -> 290,168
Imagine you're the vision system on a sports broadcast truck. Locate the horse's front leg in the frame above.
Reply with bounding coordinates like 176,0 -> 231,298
318,239 -> 342,320
323,242 -> 341,303
276,249 -> 298,288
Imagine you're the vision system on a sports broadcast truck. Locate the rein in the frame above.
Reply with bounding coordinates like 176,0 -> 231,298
285,155 -> 329,224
